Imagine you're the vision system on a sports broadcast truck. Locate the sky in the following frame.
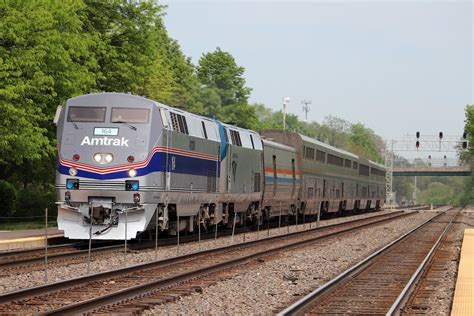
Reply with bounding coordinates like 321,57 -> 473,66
162,0 -> 473,159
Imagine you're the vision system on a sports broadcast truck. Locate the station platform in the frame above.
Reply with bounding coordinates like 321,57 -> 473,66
0,228 -> 64,251
451,229 -> 474,316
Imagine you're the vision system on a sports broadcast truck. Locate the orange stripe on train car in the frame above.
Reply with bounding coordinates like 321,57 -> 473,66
264,167 -> 301,175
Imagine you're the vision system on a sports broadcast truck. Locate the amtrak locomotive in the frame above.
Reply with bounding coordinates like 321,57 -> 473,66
55,93 -> 385,240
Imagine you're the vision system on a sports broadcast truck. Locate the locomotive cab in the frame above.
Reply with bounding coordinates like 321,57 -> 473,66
56,93 -> 159,239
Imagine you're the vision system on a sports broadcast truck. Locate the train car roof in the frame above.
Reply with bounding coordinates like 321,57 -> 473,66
299,134 -> 360,160
369,160 -> 386,170
262,139 -> 296,152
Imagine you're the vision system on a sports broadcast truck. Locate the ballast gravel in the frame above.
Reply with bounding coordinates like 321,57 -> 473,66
144,209 -> 439,315
419,207 -> 474,315
0,208 -> 435,307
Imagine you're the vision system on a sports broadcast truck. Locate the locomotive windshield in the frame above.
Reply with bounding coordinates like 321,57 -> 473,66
111,108 -> 149,124
67,106 -> 106,122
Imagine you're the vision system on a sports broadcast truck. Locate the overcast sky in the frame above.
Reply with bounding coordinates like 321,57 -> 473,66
163,0 -> 473,158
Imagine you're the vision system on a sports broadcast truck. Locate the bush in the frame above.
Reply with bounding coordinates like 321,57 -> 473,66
0,180 -> 17,216
15,185 -> 56,218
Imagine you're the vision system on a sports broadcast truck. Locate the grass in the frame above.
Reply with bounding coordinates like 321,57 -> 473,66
0,220 -> 57,231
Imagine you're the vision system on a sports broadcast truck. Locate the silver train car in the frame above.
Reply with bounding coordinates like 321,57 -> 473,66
55,93 -> 385,240
260,130 -> 385,216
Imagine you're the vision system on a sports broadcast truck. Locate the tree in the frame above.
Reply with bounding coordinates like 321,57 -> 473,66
317,116 -> 350,148
83,0 -> 165,94
458,104 -> 474,205
197,48 -> 251,106
0,0 -> 97,178
197,48 -> 257,129
348,123 -> 384,162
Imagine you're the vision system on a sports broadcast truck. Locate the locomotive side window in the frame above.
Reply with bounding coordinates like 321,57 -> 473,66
353,161 -> 359,170
67,106 -> 106,122
111,108 -> 149,123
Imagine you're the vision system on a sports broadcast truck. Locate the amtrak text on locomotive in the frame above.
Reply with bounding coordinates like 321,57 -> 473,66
80,136 -> 129,147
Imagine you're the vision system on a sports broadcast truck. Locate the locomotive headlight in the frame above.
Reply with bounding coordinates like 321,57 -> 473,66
93,153 -> 102,163
105,153 -> 114,163
128,168 -> 137,178
69,167 -> 78,176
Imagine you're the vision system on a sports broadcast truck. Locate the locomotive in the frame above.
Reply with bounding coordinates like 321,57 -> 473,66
54,93 -> 385,240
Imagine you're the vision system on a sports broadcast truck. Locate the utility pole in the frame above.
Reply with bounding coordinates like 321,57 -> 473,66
385,140 -> 394,207
282,97 -> 290,130
301,99 -> 311,122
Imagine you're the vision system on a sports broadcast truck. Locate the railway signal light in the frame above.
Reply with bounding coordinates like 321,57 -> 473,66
463,131 -> 467,139
439,132 -> 443,139
416,131 -> 420,139
463,141 -> 468,149
416,141 -> 420,149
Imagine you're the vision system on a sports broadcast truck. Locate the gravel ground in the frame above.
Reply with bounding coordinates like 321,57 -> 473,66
418,207 -> 474,315
0,209 -> 417,294
145,210 -> 439,315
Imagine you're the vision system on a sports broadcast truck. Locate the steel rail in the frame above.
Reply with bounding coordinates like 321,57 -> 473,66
0,242 -> 77,258
386,211 -> 458,315
0,211 -> 410,309
277,206 -> 455,316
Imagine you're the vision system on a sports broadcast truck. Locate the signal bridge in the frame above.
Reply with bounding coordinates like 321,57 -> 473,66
392,158 -> 471,176
384,133 -> 470,205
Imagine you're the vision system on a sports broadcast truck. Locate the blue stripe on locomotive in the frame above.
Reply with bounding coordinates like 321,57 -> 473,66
58,152 -> 219,180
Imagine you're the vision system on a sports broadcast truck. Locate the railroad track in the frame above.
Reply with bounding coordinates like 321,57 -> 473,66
278,206 -> 457,315
399,212 -> 466,315
0,210 -> 415,314
0,208 -> 403,274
